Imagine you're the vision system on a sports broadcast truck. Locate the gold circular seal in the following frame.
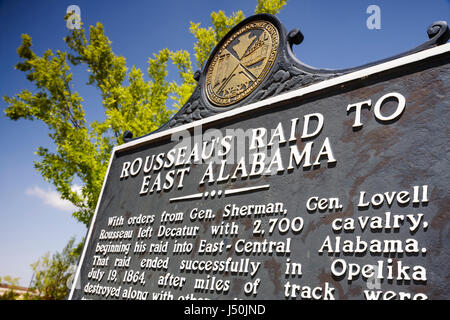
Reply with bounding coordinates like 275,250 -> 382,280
205,20 -> 279,107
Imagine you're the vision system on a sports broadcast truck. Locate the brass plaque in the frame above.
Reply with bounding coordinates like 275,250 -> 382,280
205,20 -> 279,107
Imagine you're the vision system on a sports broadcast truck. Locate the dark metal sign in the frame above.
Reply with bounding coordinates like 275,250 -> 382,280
69,14 -> 450,300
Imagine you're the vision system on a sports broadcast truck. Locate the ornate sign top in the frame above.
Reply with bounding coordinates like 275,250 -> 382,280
138,15 -> 449,134
205,20 -> 279,106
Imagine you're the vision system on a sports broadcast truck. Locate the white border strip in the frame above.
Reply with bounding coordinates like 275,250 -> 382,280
68,43 -> 450,299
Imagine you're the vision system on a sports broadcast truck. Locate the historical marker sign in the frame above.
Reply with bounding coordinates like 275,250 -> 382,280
69,14 -> 450,300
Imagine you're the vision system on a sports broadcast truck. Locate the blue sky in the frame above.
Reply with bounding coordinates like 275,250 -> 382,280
0,0 -> 449,286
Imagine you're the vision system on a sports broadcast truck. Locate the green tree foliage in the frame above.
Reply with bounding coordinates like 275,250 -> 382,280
3,0 -> 287,227
255,0 -> 288,15
0,276 -> 21,300
27,237 -> 79,300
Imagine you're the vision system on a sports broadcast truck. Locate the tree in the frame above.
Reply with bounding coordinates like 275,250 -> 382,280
0,275 -> 21,300
27,237 -> 79,300
3,0 -> 288,228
